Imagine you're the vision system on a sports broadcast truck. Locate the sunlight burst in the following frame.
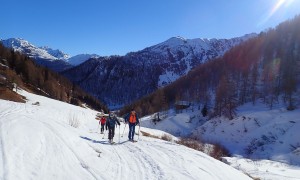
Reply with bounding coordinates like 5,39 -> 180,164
270,0 -> 286,17
258,0 -> 295,27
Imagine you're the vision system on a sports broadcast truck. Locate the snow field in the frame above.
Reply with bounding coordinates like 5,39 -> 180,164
0,90 -> 251,180
223,157 -> 300,180
142,101 -> 300,180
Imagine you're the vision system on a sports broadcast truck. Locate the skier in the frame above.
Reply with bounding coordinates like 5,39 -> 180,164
106,112 -> 120,144
124,109 -> 140,142
99,116 -> 106,134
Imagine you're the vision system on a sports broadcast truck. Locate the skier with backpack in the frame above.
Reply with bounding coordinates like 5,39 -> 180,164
99,116 -> 106,134
124,109 -> 140,142
106,112 -> 120,144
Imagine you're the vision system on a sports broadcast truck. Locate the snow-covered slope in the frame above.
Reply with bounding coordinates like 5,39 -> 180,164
40,46 -> 70,60
0,91 -> 251,180
67,54 -> 100,66
141,103 -> 300,179
195,103 -> 300,164
141,109 -> 203,137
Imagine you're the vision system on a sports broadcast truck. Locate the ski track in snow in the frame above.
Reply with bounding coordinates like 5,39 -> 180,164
0,92 -> 251,180
39,121 -> 99,180
0,102 -> 27,180
90,138 -> 166,180
122,143 -> 165,179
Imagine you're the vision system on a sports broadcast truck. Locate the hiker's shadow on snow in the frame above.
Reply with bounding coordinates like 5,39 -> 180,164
80,136 -> 128,145
80,136 -> 109,145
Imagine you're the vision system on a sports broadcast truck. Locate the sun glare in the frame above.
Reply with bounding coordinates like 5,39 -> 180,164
270,0 -> 286,16
258,0 -> 296,27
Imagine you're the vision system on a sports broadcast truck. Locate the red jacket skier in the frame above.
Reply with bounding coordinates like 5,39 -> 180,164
99,117 -> 106,133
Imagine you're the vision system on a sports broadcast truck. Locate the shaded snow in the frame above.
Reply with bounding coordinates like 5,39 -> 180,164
141,102 -> 300,179
196,103 -> 300,165
223,157 -> 300,180
141,109 -> 204,137
158,71 -> 181,87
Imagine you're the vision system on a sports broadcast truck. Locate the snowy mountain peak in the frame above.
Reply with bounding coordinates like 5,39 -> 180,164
149,34 -> 256,55
0,37 -> 104,71
2,38 -> 33,51
0,38 -> 69,61
67,54 -> 100,66
175,36 -> 186,40
64,33 -> 256,107
39,46 -> 70,60
159,36 -> 188,47
168,36 -> 187,42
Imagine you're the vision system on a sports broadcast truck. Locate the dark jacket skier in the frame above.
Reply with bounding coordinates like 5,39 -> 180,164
124,109 -> 140,141
106,113 -> 120,143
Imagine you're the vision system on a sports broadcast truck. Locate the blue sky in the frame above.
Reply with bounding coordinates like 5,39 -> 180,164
1,0 -> 300,56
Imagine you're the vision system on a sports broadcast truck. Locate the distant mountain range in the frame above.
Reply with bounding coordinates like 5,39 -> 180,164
0,42 -> 107,111
63,34 -> 256,108
1,38 -> 70,60
1,34 -> 256,108
0,38 -> 99,71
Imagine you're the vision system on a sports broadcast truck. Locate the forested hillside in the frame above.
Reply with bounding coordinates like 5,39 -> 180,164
0,43 -> 107,112
63,34 -> 254,108
121,15 -> 300,118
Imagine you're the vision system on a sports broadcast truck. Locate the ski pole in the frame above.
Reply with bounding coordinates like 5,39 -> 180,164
121,123 -> 127,137
138,124 -> 141,140
119,125 -> 121,143
97,124 -> 100,133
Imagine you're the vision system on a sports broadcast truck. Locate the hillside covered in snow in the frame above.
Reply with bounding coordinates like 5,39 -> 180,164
140,101 -> 300,179
0,90 -> 251,180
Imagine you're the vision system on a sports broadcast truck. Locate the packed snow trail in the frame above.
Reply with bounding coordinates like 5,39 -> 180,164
0,90 -> 251,180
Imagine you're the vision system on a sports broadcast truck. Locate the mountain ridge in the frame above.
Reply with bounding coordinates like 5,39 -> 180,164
0,38 -> 101,71
119,15 -> 300,119
63,33 -> 256,108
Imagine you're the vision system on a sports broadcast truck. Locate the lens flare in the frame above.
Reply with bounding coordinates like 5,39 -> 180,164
258,0 -> 294,27
270,0 -> 285,16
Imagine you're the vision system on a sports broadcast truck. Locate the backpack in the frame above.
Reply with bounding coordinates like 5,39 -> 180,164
107,116 -> 116,128
129,113 -> 137,123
